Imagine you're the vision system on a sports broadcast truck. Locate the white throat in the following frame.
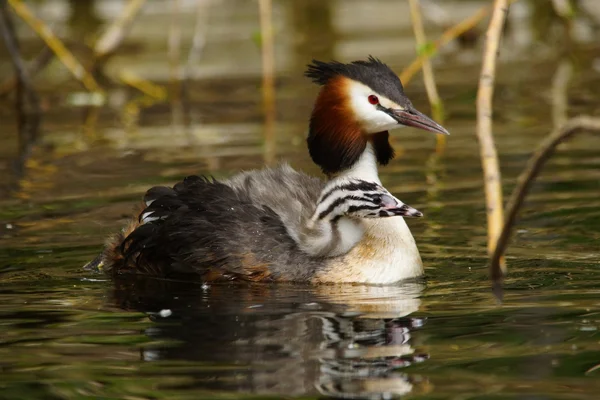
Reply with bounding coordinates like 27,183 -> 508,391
322,142 -> 424,284
335,143 -> 381,183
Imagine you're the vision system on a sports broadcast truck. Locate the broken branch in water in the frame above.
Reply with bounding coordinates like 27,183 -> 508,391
490,116 -> 600,284
408,0 -> 446,153
476,0 -> 509,273
7,0 -> 101,93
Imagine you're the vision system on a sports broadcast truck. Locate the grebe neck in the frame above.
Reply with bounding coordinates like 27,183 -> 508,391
333,143 -> 381,184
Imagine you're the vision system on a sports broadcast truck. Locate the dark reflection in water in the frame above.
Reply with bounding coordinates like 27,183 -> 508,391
111,277 -> 427,399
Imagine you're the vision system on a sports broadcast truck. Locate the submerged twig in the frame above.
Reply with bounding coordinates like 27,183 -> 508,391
490,116 -> 600,283
258,0 -> 276,164
7,0 -> 101,92
408,0 -> 445,152
476,0 -> 509,273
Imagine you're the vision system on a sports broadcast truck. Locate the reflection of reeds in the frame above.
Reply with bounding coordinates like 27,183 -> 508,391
185,0 -> 210,80
408,0 -> 445,153
183,0 -> 210,129
476,0 -> 509,277
258,0 -> 276,165
169,0 -> 184,131
8,0 -> 101,93
551,60 -> 572,128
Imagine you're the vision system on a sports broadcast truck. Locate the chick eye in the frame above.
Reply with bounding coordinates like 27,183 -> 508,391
368,95 -> 379,105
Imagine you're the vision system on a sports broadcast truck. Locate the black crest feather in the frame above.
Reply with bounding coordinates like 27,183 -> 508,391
305,56 -> 407,106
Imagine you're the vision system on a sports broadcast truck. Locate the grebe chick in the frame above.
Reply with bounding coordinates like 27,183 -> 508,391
296,176 -> 422,258
94,56 -> 448,284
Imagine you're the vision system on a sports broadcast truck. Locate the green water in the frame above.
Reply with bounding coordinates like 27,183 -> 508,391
2,1 -> 600,399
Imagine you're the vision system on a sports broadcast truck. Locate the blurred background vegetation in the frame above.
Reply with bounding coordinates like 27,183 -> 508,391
2,0 -> 598,187
1,0 -> 599,258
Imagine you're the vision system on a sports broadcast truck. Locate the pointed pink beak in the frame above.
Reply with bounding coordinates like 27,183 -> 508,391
390,107 -> 449,135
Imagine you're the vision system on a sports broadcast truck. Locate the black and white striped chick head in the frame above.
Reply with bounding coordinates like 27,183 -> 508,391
313,179 -> 422,222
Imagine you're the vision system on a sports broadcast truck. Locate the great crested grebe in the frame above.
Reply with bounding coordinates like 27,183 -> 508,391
93,57 -> 448,284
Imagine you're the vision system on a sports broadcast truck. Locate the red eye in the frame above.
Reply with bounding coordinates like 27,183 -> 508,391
368,95 -> 379,105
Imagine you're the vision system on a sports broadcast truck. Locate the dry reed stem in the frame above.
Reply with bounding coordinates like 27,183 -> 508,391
490,116 -> 600,284
551,60 -> 572,129
400,0 -> 519,86
94,0 -> 147,59
408,0 -> 446,152
258,0 -> 276,164
476,0 -> 509,272
8,0 -> 101,93
119,71 -> 167,100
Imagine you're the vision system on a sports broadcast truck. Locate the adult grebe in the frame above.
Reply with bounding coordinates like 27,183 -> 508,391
93,57 -> 448,284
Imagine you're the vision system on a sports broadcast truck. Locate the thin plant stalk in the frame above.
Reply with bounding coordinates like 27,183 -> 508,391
476,0 -> 509,272
119,70 -> 167,100
8,0 -> 101,92
408,0 -> 445,152
551,60 -> 572,128
94,0 -> 147,59
401,0 -> 519,86
258,0 -> 276,164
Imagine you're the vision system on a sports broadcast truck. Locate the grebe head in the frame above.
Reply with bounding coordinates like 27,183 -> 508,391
305,56 -> 449,176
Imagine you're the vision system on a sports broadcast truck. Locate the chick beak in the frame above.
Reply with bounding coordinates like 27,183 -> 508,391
386,203 -> 423,218
380,194 -> 423,218
387,106 -> 449,135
